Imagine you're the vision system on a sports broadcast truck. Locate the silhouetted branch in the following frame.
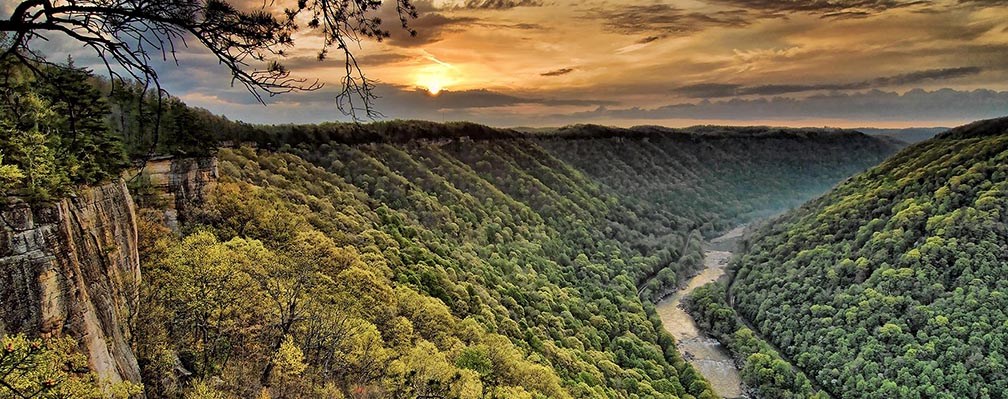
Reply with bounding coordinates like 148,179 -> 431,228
0,0 -> 416,120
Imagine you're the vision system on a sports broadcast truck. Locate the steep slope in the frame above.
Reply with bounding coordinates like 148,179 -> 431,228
731,117 -> 1008,398
541,125 -> 901,236
129,123 -> 899,398
0,181 -> 142,384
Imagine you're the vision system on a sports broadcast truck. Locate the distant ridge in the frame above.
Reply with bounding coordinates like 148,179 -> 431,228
933,115 -> 1008,140
855,126 -> 949,144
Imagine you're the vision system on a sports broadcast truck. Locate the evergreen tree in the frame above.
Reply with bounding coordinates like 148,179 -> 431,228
39,59 -> 128,183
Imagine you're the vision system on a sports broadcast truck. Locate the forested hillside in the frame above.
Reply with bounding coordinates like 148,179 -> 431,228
0,61 -> 906,398
731,117 -> 1008,398
540,125 -> 896,236
125,128 -> 898,398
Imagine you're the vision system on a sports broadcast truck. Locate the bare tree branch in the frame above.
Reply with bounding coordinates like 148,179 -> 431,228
0,0 -> 416,120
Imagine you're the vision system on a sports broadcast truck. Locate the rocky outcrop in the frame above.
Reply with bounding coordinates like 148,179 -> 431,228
0,181 -> 142,384
133,157 -> 218,232
0,156 -> 218,388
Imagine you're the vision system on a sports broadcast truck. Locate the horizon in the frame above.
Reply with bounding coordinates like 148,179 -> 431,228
18,0 -> 1007,128
239,115 -> 955,132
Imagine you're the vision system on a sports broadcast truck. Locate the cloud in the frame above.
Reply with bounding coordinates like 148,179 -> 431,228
461,0 -> 542,9
356,53 -> 415,66
541,68 -> 575,77
636,36 -> 665,44
384,87 -> 614,109
710,0 -> 934,18
675,67 -> 985,98
564,88 -> 1008,123
957,0 -> 1008,8
384,12 -> 479,47
873,67 -> 984,85
674,83 -> 744,98
587,4 -> 751,36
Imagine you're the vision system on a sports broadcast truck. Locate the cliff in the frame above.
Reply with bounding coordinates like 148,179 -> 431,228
0,181 -> 142,384
0,156 -> 218,387
136,157 -> 218,232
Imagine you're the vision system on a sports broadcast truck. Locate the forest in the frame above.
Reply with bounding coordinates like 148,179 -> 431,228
685,282 -> 824,398
123,128 -> 893,398
0,62 -> 905,398
731,117 -> 1008,398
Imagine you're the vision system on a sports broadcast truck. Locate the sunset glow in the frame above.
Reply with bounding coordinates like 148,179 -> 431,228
155,0 -> 1008,127
417,74 -> 446,95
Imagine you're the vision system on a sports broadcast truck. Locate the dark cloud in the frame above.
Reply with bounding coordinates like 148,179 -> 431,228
674,83 -> 743,98
636,35 -> 665,44
876,66 -> 983,85
376,0 -> 545,47
276,52 -> 413,71
385,13 -> 479,47
587,4 -> 751,36
355,53 -> 415,66
563,88 -> 1008,123
541,68 -> 575,76
710,0 -> 934,18
675,67 -> 984,98
461,0 -> 543,9
957,0 -> 1008,7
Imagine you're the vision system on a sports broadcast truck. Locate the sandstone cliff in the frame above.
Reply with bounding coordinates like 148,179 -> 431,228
0,181 -> 142,384
136,157 -> 218,232
0,156 -> 218,387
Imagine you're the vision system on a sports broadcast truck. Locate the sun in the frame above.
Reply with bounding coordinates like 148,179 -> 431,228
415,63 -> 454,96
418,75 -> 446,95
426,81 -> 443,95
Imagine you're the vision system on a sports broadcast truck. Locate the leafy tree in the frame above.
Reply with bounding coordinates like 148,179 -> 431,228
4,118 -> 68,200
0,334 -> 142,398
37,59 -> 127,183
732,117 -> 1008,398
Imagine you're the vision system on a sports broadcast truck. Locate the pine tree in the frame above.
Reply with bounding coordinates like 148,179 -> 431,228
39,59 -> 128,184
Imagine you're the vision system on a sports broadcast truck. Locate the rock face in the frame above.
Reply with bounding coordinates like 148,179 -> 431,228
0,181 -> 142,384
134,157 -> 218,232
0,156 -> 219,388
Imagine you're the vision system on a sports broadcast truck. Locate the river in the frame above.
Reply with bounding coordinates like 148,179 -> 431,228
655,226 -> 746,398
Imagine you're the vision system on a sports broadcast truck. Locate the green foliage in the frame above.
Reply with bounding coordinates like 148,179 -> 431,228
0,153 -> 24,191
3,122 -> 68,200
0,334 -> 142,399
133,126 -> 894,398
0,61 -> 125,199
685,283 -> 823,398
103,84 -> 223,158
0,60 -> 222,201
38,58 -> 128,183
732,117 -> 1008,398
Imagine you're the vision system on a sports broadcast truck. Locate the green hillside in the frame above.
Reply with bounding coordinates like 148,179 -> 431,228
130,127 -> 897,398
0,62 -> 908,398
731,117 -> 1008,398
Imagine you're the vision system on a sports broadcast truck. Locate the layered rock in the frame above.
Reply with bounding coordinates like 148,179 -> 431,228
0,181 -> 142,384
133,157 -> 218,231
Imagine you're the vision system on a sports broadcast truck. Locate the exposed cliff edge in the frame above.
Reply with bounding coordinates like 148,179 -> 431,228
0,156 -> 218,388
0,181 -> 142,384
136,157 -> 218,232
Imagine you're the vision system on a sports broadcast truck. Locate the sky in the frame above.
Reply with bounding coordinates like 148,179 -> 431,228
22,0 -> 1008,128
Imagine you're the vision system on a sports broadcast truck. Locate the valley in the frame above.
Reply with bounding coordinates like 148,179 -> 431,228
1,2 -> 1006,397
2,114 -> 901,398
657,227 -> 746,398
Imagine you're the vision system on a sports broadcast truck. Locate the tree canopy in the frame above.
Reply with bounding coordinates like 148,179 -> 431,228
731,117 -> 1008,398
